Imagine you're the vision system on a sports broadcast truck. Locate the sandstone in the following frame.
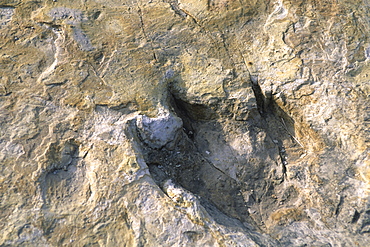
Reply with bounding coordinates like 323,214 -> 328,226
0,0 -> 369,246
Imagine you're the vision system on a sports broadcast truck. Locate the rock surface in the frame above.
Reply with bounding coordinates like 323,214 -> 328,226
0,0 -> 369,246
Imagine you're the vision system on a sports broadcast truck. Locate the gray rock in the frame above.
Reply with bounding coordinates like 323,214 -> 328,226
136,113 -> 183,149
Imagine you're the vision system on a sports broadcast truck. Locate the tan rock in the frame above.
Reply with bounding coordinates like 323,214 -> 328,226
0,0 -> 369,246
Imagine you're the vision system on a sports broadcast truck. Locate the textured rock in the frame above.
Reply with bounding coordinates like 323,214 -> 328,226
0,0 -> 369,246
136,111 -> 183,149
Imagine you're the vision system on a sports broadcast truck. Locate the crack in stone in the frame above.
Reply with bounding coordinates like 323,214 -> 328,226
137,6 -> 158,62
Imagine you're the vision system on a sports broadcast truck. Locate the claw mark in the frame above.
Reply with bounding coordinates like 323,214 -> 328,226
264,0 -> 287,32
37,26 -> 65,84
98,49 -> 117,78
169,0 -> 187,18
281,117 -> 304,148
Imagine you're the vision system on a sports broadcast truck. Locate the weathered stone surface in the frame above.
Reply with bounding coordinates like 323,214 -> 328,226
136,111 -> 183,149
0,0 -> 369,246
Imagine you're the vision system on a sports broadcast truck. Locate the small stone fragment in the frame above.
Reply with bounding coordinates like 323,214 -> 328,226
136,113 -> 183,149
